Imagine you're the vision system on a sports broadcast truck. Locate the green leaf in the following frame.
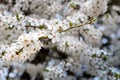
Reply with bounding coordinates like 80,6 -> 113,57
92,53 -> 97,57
38,24 -> 45,29
114,73 -> 120,79
69,21 -> 73,26
16,13 -> 20,21
70,3 -> 76,9
100,52 -> 107,61
1,51 -> 6,56
8,26 -> 13,30
65,41 -> 69,47
44,69 -> 49,72
102,55 -> 107,61
39,36 -> 48,40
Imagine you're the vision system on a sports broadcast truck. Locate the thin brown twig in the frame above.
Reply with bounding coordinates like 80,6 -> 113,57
58,18 -> 96,33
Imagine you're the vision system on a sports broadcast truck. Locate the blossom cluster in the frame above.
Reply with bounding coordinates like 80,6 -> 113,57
0,0 -> 120,80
